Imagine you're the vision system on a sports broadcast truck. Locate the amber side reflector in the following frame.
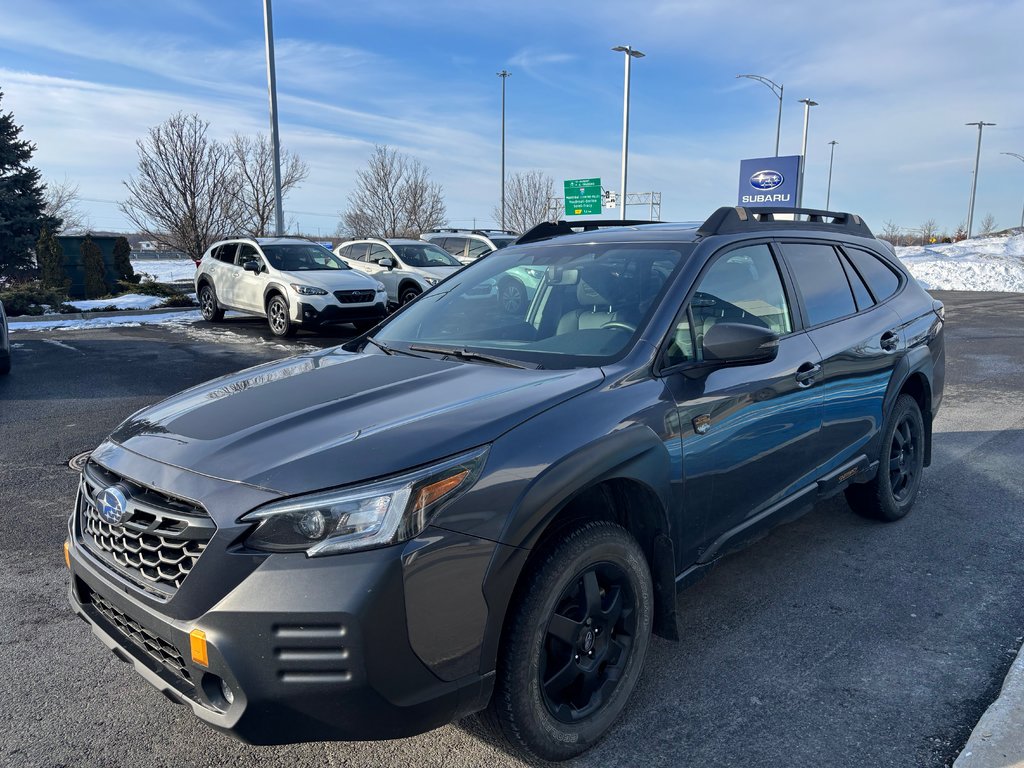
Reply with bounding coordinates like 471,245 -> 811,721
411,470 -> 469,514
190,629 -> 209,667
63,541 -> 70,569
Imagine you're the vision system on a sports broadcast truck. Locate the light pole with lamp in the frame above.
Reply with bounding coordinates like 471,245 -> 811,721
612,45 -> 644,221
825,140 -> 838,210
736,74 -> 784,157
796,98 -> 818,208
965,121 -> 995,237
262,0 -> 284,236
1002,152 -> 1024,229
497,70 -> 510,230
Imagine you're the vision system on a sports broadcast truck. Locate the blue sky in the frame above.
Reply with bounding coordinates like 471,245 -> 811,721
1,0 -> 1022,236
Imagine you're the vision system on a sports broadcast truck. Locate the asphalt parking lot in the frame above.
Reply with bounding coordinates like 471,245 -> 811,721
1,291 -> 1022,768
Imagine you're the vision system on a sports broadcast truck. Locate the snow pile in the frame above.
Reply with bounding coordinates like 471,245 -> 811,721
132,258 -> 196,283
10,310 -> 202,332
894,233 -> 1024,292
67,294 -> 169,311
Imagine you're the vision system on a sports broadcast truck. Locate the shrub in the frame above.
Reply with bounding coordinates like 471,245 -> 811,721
0,281 -> 71,316
81,235 -> 107,298
117,279 -> 180,297
160,294 -> 198,308
113,236 -> 136,282
37,227 -> 68,290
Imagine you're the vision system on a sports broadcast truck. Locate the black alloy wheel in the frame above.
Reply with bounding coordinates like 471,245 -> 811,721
889,412 -> 919,503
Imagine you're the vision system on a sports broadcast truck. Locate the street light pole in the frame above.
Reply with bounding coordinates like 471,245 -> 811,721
612,45 -> 645,221
965,121 -> 995,238
497,70 -> 510,230
736,74 -> 784,157
826,140 -> 838,210
263,0 -> 285,237
1002,152 -> 1024,229
796,98 -> 818,208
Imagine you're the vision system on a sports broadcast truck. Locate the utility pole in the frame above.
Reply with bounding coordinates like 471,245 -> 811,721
965,121 -> 995,237
612,45 -> 645,221
736,74 -> 784,157
826,140 -> 838,210
497,70 -> 510,230
263,0 -> 284,236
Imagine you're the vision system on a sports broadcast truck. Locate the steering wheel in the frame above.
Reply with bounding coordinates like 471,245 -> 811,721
601,321 -> 637,333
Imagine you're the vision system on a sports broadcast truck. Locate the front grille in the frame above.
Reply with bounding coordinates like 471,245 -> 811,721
77,461 -> 215,598
86,587 -> 195,696
334,289 -> 376,304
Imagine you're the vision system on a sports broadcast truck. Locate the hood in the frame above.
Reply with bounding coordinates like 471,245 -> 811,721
109,348 -> 603,495
288,269 -> 379,292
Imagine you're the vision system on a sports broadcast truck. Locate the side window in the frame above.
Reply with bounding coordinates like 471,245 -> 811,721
336,245 -> 352,259
214,243 -> 238,263
347,243 -> 368,261
367,245 -> 392,264
845,247 -> 901,302
664,243 -> 792,367
839,252 -> 874,310
236,244 -> 260,267
782,242 -> 857,326
443,237 -> 467,258
467,239 -> 492,259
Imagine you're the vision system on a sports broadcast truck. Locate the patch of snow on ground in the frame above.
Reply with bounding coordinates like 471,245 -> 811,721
67,294 -> 168,311
10,311 -> 202,332
895,233 -> 1024,292
132,258 -> 197,283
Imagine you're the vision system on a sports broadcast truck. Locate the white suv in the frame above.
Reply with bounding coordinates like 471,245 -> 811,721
194,238 -> 387,337
419,229 -> 517,265
334,239 -> 463,307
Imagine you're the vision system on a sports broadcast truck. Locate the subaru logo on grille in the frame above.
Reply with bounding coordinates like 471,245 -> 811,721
749,170 -> 784,190
96,485 -> 130,526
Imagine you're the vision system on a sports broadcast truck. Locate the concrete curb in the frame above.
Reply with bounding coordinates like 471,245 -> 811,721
954,639 -> 1024,767
7,305 -> 198,324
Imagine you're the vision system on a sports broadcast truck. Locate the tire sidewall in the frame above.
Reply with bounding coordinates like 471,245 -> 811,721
879,395 -> 925,518
199,284 -> 217,321
267,295 -> 291,337
401,287 -> 420,306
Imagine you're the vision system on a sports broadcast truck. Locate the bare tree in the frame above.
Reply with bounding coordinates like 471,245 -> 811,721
340,145 -> 447,238
228,133 -> 309,237
919,218 -> 939,244
978,213 -> 997,236
878,219 -> 902,246
954,221 -> 968,241
492,170 -> 561,234
120,113 -> 236,261
43,177 -> 88,233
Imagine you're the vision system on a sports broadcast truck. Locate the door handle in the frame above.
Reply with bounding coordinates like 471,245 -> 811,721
795,362 -> 822,385
880,330 -> 899,351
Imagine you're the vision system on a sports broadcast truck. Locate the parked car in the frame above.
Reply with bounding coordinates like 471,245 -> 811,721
335,238 -> 463,306
0,300 -> 10,375
420,228 -> 518,265
194,237 -> 387,337
67,207 -> 944,762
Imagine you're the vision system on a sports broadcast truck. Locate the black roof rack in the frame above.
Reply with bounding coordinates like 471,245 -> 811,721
698,206 -> 874,238
425,227 -> 518,236
516,219 -> 653,245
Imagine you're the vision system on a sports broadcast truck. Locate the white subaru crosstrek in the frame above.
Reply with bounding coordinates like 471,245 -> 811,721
195,238 -> 387,337
334,239 -> 463,307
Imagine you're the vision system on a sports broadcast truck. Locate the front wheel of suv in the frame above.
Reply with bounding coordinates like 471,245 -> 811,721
845,393 -> 925,522
400,286 -> 421,306
198,283 -> 224,322
266,295 -> 296,338
484,521 -> 652,762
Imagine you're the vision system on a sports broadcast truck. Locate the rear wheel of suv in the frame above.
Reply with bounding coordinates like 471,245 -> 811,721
198,283 -> 224,322
845,393 -> 925,522
266,294 -> 296,337
484,521 -> 652,762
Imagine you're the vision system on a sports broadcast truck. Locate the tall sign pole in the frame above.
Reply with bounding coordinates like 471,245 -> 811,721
497,70 -> 510,230
263,0 -> 285,236
965,121 -> 995,238
612,46 -> 645,221
796,98 -> 818,208
825,140 -> 838,210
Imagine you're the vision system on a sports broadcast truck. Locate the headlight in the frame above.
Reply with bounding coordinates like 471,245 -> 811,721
424,277 -> 439,286
374,282 -> 386,293
240,447 -> 488,556
290,284 -> 328,296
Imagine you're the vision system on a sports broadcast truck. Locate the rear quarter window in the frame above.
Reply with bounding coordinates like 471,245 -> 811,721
845,247 -> 901,302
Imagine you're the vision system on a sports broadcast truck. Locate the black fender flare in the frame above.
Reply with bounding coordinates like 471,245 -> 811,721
262,283 -> 290,310
879,346 -> 935,466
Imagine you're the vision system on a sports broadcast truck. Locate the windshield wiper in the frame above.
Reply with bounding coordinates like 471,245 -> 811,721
408,344 -> 542,370
364,337 -> 431,359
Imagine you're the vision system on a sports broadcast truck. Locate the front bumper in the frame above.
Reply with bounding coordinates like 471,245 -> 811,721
67,525 -> 493,744
295,299 -> 387,328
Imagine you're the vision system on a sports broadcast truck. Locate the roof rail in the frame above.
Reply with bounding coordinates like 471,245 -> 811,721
697,207 -> 874,238
516,219 -> 653,245
425,227 -> 518,236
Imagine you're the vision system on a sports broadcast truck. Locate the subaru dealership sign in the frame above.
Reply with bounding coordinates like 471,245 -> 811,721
738,155 -> 801,207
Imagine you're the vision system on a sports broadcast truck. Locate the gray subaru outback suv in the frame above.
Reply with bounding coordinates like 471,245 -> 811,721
67,207 -> 944,761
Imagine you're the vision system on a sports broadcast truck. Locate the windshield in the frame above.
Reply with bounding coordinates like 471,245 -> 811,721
262,243 -> 350,271
372,241 -> 692,369
395,243 -> 462,268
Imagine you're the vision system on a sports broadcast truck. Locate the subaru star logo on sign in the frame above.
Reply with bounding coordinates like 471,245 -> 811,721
738,155 -> 801,208
96,485 -> 130,526
749,170 -> 784,190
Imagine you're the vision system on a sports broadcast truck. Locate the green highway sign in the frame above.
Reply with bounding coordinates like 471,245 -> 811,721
564,177 -> 602,216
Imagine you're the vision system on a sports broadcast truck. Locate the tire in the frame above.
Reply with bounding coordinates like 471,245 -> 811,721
484,521 -> 653,762
0,353 -> 9,376
198,283 -> 224,322
845,393 -> 925,522
498,278 -> 527,315
266,294 -> 296,337
400,286 -> 421,306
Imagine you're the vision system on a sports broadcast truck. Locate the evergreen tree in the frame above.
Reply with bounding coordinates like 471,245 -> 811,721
37,226 -> 68,290
81,235 -> 107,298
112,236 -> 136,283
0,89 -> 55,278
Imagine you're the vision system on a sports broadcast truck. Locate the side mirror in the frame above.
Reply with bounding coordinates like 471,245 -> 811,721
379,258 -> 394,270
242,259 -> 261,273
702,322 -> 779,366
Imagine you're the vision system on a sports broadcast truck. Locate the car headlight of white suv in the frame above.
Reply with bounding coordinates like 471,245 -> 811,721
290,284 -> 328,296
